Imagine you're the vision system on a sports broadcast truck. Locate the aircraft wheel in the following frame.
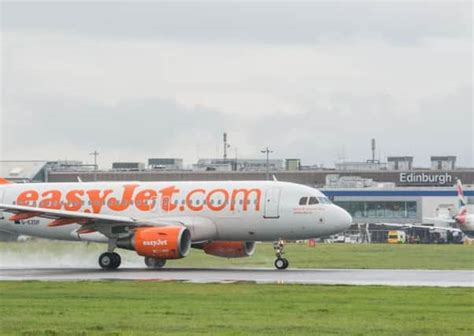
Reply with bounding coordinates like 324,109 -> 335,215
145,257 -> 166,269
111,252 -> 121,269
99,252 -> 121,270
274,258 -> 289,270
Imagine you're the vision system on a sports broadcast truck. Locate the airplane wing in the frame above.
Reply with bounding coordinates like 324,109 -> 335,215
423,217 -> 456,224
371,222 -> 462,233
0,203 -> 217,241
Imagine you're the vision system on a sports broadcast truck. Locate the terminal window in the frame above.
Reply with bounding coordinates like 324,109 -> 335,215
336,201 -> 417,219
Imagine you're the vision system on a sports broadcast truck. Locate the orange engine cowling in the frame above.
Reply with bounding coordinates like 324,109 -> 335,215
117,226 -> 191,259
202,241 -> 256,258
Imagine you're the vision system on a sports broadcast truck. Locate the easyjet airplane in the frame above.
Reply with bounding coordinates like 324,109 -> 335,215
0,178 -> 352,270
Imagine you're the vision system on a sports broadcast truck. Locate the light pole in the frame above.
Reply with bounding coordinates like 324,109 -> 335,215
89,150 -> 99,170
261,147 -> 273,181
89,150 -> 99,182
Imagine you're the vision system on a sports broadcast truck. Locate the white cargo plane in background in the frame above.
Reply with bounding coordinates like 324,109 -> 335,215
0,178 -> 352,270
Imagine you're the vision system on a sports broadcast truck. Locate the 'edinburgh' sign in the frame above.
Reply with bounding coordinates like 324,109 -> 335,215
399,172 -> 453,186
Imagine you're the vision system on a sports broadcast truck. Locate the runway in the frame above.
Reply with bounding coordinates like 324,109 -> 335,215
1,267 -> 473,287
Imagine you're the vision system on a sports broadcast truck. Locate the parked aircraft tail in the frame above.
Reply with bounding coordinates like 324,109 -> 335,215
455,179 -> 468,225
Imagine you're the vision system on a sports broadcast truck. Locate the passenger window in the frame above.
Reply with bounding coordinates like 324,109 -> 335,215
308,197 -> 319,205
299,197 -> 308,205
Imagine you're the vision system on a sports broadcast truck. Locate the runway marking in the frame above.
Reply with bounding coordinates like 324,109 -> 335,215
1,268 -> 473,287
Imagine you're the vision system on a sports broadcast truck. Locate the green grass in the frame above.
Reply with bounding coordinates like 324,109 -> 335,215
0,281 -> 472,335
1,241 -> 473,270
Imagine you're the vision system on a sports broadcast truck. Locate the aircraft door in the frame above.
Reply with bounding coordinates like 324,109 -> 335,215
263,187 -> 281,218
160,196 -> 171,213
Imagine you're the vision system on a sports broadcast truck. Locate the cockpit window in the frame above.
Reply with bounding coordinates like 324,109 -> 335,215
299,197 -> 308,205
308,197 -> 319,205
317,197 -> 332,204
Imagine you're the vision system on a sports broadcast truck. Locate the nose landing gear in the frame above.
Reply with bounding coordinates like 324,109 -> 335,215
273,239 -> 289,270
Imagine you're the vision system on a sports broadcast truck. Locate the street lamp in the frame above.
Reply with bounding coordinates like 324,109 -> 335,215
261,147 -> 273,181
89,150 -> 99,182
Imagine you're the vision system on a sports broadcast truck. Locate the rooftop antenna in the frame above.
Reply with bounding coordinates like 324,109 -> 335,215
89,150 -> 99,182
223,132 -> 230,163
89,150 -> 99,170
371,139 -> 376,163
261,147 -> 274,181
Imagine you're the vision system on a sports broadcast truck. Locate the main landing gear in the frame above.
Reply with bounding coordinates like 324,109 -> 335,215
144,257 -> 166,269
99,252 -> 121,270
273,239 -> 289,270
99,240 -> 121,270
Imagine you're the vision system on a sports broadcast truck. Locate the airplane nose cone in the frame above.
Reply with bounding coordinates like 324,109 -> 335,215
341,209 -> 352,230
338,207 -> 353,230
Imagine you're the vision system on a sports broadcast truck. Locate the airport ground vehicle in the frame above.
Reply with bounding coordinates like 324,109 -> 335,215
387,230 -> 406,244
0,178 -> 352,270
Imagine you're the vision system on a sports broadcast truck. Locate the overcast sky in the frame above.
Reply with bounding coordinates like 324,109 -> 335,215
1,1 -> 472,168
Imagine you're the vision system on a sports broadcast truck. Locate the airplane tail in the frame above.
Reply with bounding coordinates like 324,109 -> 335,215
455,179 -> 468,225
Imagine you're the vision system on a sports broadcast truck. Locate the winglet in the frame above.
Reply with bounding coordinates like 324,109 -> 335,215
272,175 -> 278,182
0,177 -> 12,185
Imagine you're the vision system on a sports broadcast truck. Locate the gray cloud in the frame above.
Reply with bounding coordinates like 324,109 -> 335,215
3,85 -> 472,167
1,1 -> 471,45
1,1 -> 472,167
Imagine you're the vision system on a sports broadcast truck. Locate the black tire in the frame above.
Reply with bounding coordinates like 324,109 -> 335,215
144,257 -> 166,269
99,252 -> 114,269
282,258 -> 289,269
111,252 -> 121,269
274,258 -> 288,270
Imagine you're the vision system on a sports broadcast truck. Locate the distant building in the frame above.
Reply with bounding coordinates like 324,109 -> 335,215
431,156 -> 456,170
112,162 -> 145,171
193,158 -> 284,172
0,160 -> 47,183
193,159 -> 233,171
0,160 -> 95,183
236,158 -> 284,171
335,161 -> 387,171
285,159 -> 301,171
148,158 -> 183,170
387,156 -> 413,170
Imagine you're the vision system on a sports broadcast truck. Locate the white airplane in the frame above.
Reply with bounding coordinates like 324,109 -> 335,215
0,178 -> 352,270
378,180 -> 474,239
422,179 -> 474,238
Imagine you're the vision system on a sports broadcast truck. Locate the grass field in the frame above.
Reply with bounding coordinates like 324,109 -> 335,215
1,240 -> 473,270
0,281 -> 472,336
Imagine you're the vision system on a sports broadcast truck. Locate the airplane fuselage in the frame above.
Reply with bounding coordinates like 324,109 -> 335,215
0,181 -> 352,242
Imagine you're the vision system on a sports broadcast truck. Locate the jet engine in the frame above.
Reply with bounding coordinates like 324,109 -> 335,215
117,226 -> 191,259
200,241 -> 256,258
